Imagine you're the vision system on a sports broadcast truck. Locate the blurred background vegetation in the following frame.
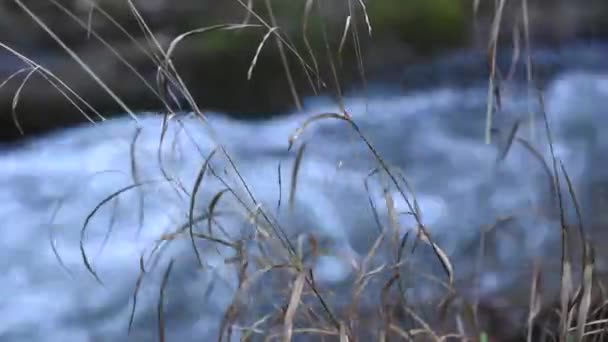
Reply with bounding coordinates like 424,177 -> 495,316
0,0 -> 607,141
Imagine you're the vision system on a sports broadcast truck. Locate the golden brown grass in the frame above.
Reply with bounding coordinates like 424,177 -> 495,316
2,0 -> 607,341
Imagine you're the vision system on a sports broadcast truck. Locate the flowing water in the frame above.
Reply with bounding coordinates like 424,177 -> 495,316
1,43 -> 608,341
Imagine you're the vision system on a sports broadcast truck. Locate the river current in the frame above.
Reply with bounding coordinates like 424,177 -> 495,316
1,43 -> 608,340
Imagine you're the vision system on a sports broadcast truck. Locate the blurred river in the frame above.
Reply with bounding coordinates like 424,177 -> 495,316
1,43 -> 608,341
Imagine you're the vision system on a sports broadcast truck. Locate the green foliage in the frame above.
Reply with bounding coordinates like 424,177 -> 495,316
368,0 -> 468,52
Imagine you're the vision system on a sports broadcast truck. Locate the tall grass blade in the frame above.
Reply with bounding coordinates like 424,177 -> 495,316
128,255 -> 147,334
264,0 -> 302,110
0,42 -> 105,122
12,0 -> 140,122
290,143 -> 307,212
277,163 -> 283,213
538,89 -> 572,342
248,27 -> 280,80
356,0 -> 373,36
80,180 -> 164,284
485,0 -> 507,144
10,66 -> 39,135
157,259 -> 175,342
338,16 -> 352,58
283,272 -> 307,342
189,149 -> 218,267
560,160 -> 588,271
302,0 -> 322,92
497,120 -> 520,163
527,261 -> 542,342
207,188 -> 231,237
516,137 -> 556,201
576,243 -> 595,342
130,127 -> 145,236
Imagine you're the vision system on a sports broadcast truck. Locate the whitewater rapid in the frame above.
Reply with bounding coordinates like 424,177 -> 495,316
1,59 -> 607,340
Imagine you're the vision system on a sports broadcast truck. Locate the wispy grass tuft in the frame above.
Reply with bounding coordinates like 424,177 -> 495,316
12,0 -> 140,122
80,179 -> 167,284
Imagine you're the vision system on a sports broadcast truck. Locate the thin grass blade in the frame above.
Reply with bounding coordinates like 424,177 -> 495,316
189,149 -> 218,267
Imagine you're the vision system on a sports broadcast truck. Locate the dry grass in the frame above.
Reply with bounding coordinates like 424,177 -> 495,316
2,0 -> 607,341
